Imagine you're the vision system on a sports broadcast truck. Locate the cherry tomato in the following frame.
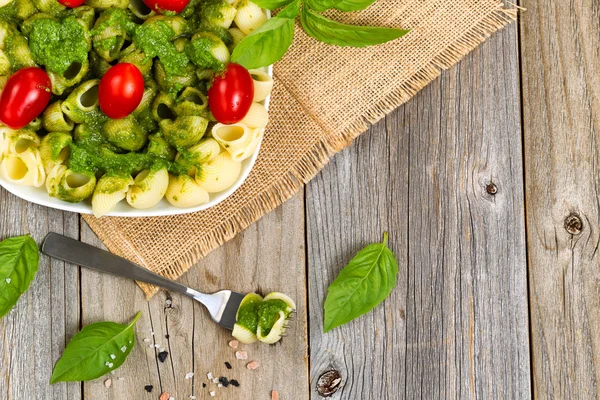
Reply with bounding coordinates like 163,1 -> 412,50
142,0 -> 189,14
98,63 -> 144,119
0,67 -> 52,130
57,0 -> 86,7
208,63 -> 254,125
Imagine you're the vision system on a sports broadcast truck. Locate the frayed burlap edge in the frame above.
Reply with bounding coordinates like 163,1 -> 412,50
83,2 -> 519,298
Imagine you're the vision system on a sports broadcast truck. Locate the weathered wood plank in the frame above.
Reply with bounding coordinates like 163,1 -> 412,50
521,0 -> 600,397
306,23 -> 530,399
80,192 -> 308,399
0,190 -> 81,400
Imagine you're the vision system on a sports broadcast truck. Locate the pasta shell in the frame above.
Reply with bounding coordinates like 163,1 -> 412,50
165,174 -> 209,208
195,152 -> 241,193
127,168 -> 169,209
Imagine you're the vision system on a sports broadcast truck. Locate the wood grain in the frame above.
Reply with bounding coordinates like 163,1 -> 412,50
0,190 -> 81,400
306,23 -> 530,399
79,193 -> 308,400
521,0 -> 600,397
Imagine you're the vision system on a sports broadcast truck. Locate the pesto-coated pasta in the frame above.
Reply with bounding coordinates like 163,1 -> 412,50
47,58 -> 89,95
61,79 -> 100,124
0,0 -> 271,214
39,131 -> 71,172
42,101 -> 75,132
174,87 -> 208,116
160,116 -> 208,148
91,174 -> 134,217
126,167 -> 168,209
248,69 -> 273,102
195,151 -> 241,193
103,115 -> 147,151
128,0 -> 154,19
152,91 -> 176,122
234,1 -> 266,35
86,0 -> 128,10
46,164 -> 96,202
165,174 -> 209,208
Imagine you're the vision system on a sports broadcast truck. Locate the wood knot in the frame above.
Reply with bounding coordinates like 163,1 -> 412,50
564,214 -> 583,235
316,370 -> 342,397
485,182 -> 498,195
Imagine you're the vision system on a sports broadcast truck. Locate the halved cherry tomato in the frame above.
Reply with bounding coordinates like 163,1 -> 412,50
208,63 -> 254,125
58,0 -> 86,8
98,63 -> 144,119
0,67 -> 52,130
142,0 -> 190,14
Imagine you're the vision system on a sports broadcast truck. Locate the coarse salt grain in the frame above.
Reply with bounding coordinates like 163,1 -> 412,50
118,377 -> 124,381
189,396 -> 196,399
105,362 -> 110,367
169,397 -> 175,400
110,354 -> 116,359
185,372 -> 194,379
207,372 -> 213,380
104,379 -> 112,388
217,383 -> 222,388
154,344 -> 161,348
271,390 -> 280,400
209,391 -> 215,397
235,351 -> 248,360
228,340 -> 239,349
110,371 -> 116,375
159,392 -> 170,400
212,378 -> 219,384
108,363 -> 114,368
121,346 -> 127,352
247,361 -> 259,370
5,278 -> 11,284
143,338 -> 150,343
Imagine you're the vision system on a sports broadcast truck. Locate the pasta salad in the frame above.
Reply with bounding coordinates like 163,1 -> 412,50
0,0 -> 272,217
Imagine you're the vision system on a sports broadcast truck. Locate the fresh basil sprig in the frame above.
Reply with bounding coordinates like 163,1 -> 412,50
231,0 -> 409,69
301,7 -> 409,47
0,235 -> 39,318
323,232 -> 398,332
50,312 -> 141,383
231,0 -> 299,69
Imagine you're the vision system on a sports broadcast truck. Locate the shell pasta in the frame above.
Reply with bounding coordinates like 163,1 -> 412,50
0,0 -> 273,216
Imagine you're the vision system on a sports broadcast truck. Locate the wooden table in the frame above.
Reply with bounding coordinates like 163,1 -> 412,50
2,1 -> 596,398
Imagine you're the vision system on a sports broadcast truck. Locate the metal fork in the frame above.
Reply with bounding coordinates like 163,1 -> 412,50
41,232 -> 244,330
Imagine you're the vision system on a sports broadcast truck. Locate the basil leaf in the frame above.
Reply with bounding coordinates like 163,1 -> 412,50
230,0 -> 299,69
250,0 -> 294,9
50,312 -> 141,383
306,0 -> 340,12
0,235 -> 39,318
323,232 -> 398,332
333,0 -> 376,12
301,7 -> 409,47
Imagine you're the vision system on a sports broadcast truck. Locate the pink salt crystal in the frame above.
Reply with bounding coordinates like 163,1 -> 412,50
235,351 -> 248,360
247,361 -> 260,370
228,340 -> 239,349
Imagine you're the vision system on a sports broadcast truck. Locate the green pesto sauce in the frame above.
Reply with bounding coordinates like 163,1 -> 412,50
133,21 -> 189,78
90,8 -> 136,37
95,36 -> 119,51
235,296 -> 262,333
69,141 -> 190,176
0,1 -> 19,22
185,37 -> 224,70
197,0 -> 226,23
28,16 -> 88,75
257,299 -> 289,336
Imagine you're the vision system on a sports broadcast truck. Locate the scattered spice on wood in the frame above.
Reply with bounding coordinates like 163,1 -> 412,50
144,385 -> 153,393
230,379 -> 240,387
159,392 -> 170,400
235,351 -> 248,360
246,361 -> 260,370
228,340 -> 239,349
104,379 -> 112,388
158,351 -> 169,362
224,362 -> 232,369
219,377 -> 229,387
202,383 -> 207,388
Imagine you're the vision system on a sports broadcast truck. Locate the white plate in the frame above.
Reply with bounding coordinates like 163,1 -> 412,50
0,64 -> 272,217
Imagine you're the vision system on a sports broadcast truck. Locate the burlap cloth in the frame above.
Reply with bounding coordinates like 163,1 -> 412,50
84,0 -> 518,297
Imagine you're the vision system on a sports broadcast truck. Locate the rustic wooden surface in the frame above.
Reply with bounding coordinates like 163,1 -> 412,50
3,3 -> 595,398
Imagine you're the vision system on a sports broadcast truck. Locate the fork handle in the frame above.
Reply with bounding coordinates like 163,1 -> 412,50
42,232 -> 192,296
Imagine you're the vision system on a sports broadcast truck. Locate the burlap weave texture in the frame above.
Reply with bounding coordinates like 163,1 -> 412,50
84,0 -> 518,297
